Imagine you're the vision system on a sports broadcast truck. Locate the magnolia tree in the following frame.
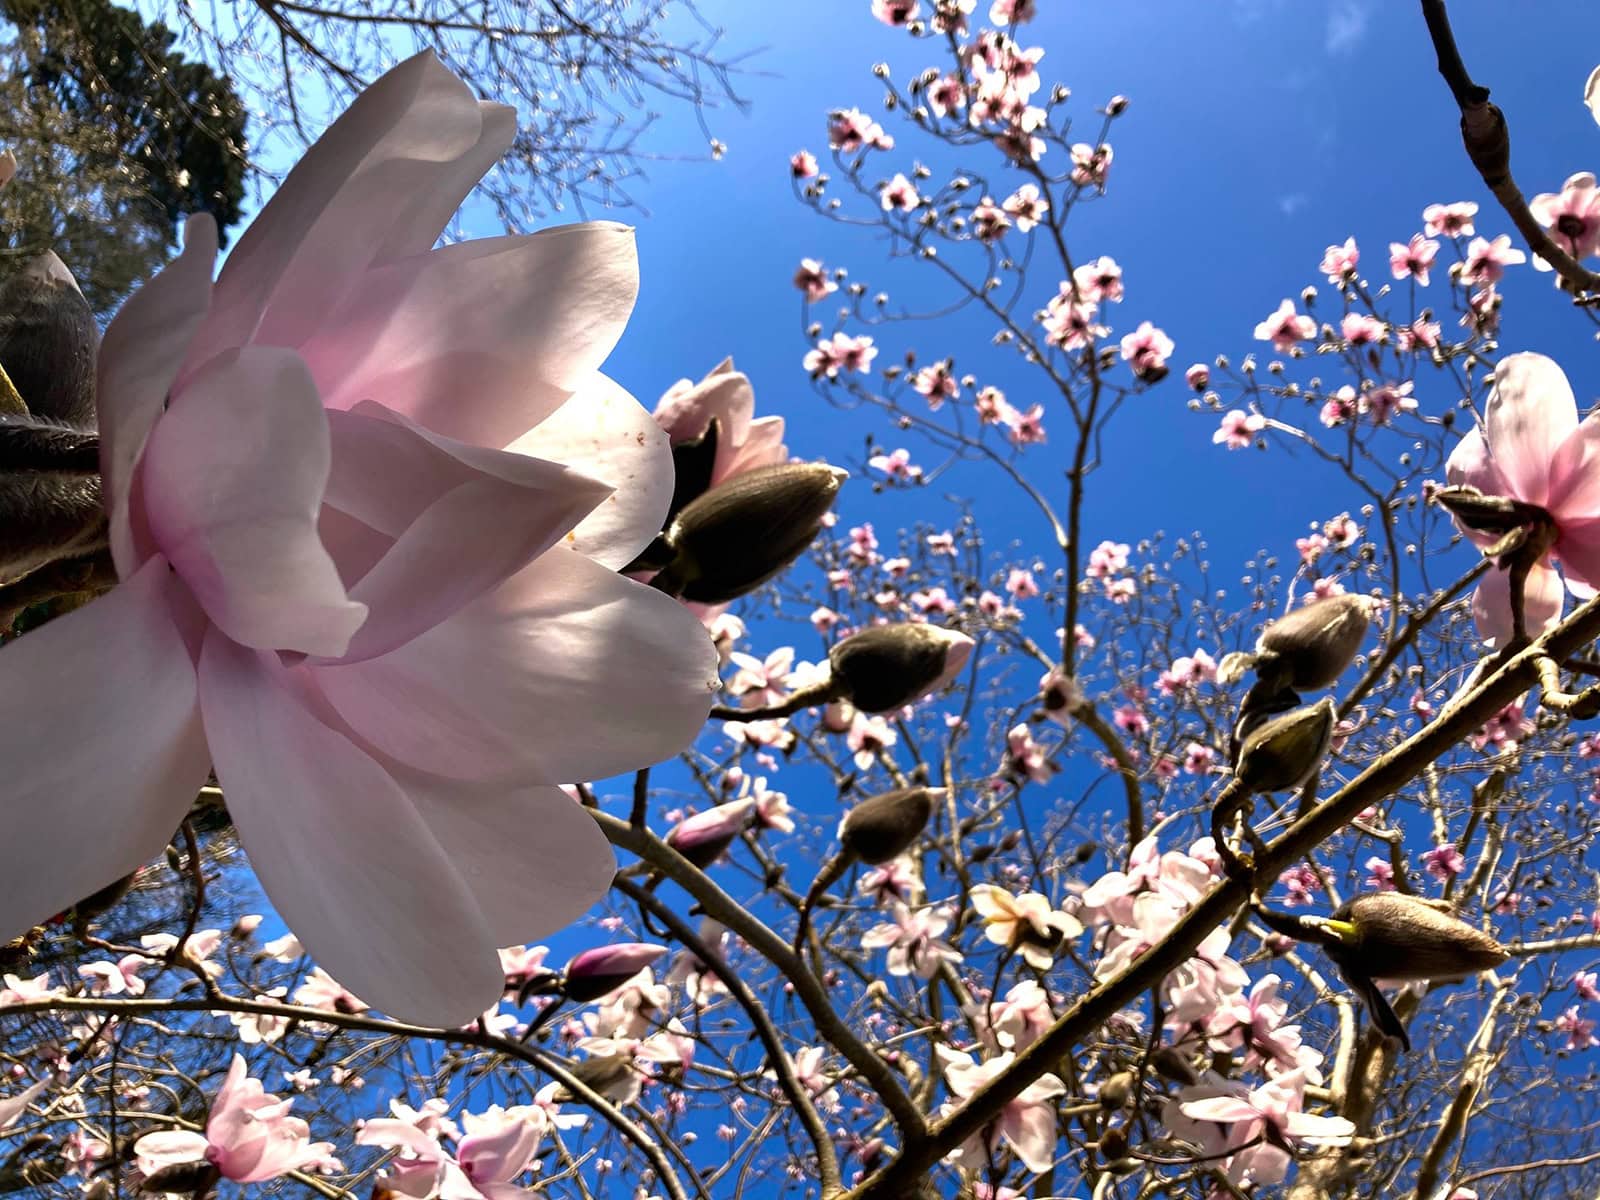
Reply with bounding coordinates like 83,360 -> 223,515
2,2 -> 1600,1200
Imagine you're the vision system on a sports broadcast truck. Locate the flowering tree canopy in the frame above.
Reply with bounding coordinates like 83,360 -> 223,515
2,4 -> 1600,1200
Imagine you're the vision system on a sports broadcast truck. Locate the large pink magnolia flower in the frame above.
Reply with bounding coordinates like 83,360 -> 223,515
1444,352 -> 1600,644
134,1055 -> 333,1184
0,52 -> 717,1027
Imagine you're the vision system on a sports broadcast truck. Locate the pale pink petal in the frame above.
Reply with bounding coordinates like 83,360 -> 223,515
97,214 -> 218,575
505,374 -> 673,568
400,771 -> 613,947
315,547 -> 718,785
999,1102 -> 1059,1173
1471,560 -> 1564,646
1178,1095 -> 1260,1124
1554,516 -> 1600,592
356,1119 -> 447,1160
321,406 -> 612,661
197,632 -> 504,1027
0,558 -> 209,942
134,1130 -> 211,1168
0,1078 -> 48,1129
198,51 -> 498,357
1444,426 -> 1509,495
1483,352 -> 1578,507
721,415 -> 789,481
299,224 -> 639,449
653,358 -> 755,448
140,347 -> 367,658
1547,413 -> 1600,520
1282,1111 -> 1355,1142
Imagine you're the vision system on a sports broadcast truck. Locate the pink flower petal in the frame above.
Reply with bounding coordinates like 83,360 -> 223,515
197,632 -> 505,1027
1178,1095 -> 1260,1124
133,1130 -> 211,1168
198,51 -> 500,358
401,772 -> 613,948
723,415 -> 790,481
1555,516 -> 1600,592
315,546 -> 718,785
505,374 -> 673,569
97,214 -> 218,576
1483,352 -> 1578,507
299,224 -> 639,449
653,358 -> 755,449
1548,412 -> 1600,520
0,557 -> 208,940
322,405 -> 613,662
140,346 -> 368,658
1472,560 -> 1564,647
1000,1101 -> 1059,1173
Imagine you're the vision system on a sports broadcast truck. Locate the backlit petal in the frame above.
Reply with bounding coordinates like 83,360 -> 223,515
316,546 -> 718,785
197,632 -> 503,1027
140,347 -> 367,658
0,557 -> 208,940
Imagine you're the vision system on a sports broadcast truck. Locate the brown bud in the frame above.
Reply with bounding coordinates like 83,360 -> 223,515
1098,1071 -> 1135,1110
1253,593 -> 1377,690
1330,892 -> 1509,982
1234,698 -> 1335,793
0,253 -> 97,423
1432,484 -> 1548,537
1098,1125 -> 1129,1162
1150,1047 -> 1199,1086
139,1161 -> 222,1194
655,462 -> 846,604
827,623 -> 974,713
839,787 -> 941,863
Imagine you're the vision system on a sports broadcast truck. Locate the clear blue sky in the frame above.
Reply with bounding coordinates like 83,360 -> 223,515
600,0 -> 1600,585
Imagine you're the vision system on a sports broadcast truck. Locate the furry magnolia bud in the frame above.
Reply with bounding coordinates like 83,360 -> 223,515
1219,594 -> 1377,690
1329,893 -> 1509,982
1234,697 -> 1335,792
0,252 -> 98,422
839,786 -> 942,863
827,623 -> 974,713
655,462 -> 846,604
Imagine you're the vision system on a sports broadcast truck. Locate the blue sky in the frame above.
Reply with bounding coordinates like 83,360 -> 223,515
599,0 -> 1600,585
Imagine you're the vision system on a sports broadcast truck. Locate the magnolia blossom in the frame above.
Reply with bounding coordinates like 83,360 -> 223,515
939,1046 -> 1064,1173
359,1103 -> 549,1199
653,357 -> 788,493
1001,183 -> 1048,231
880,172 -> 922,212
1176,1068 -> 1354,1187
805,332 -> 878,378
861,903 -> 962,977
1423,200 -> 1477,237
1214,409 -> 1265,449
0,52 -> 718,1027
1390,233 -> 1440,284
792,258 -> 837,302
1119,321 -> 1174,380
134,1055 -> 333,1184
1319,236 -> 1359,282
1445,353 -> 1600,645
1253,299 -> 1315,351
1461,234 -> 1527,285
970,885 -> 1083,969
1530,172 -> 1600,266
